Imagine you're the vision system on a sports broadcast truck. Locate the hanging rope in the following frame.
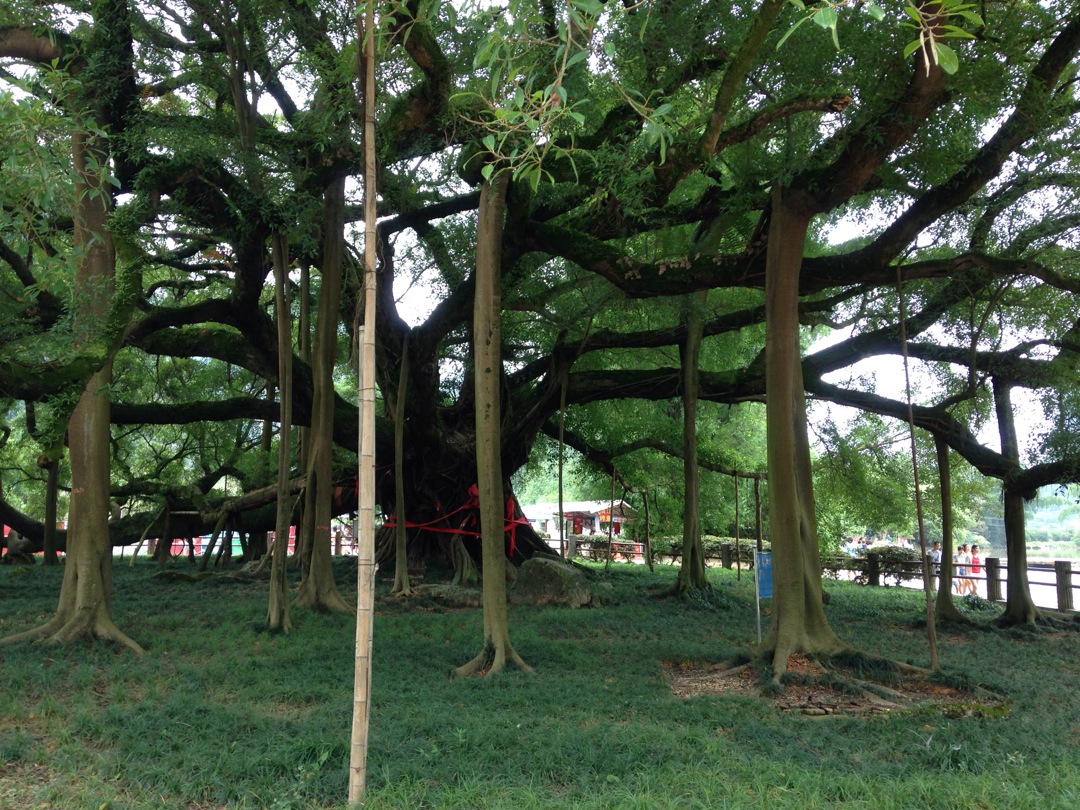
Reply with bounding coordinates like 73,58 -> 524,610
897,266 -> 940,671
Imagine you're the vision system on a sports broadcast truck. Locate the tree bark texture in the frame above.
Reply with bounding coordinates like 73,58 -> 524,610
993,378 -> 1039,626
42,458 -> 60,565
675,291 -> 709,593
933,434 -> 964,621
267,233 -> 292,633
4,128 -> 142,653
761,185 -> 845,678
391,332 -> 412,595
455,171 -> 531,677
295,177 -> 351,613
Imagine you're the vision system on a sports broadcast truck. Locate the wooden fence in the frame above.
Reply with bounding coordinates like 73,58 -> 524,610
819,553 -> 1076,612
566,539 -> 1077,612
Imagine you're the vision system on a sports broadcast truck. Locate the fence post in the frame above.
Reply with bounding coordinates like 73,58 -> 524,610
867,552 -> 880,587
721,542 -> 732,569
986,557 -> 1002,602
1055,560 -> 1073,611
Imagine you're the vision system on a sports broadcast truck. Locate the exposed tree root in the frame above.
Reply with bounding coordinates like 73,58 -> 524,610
453,640 -> 535,678
707,662 -> 753,678
765,638 -> 852,683
0,614 -> 67,646
931,614 -> 975,631
826,649 -> 931,679
2,611 -> 145,655
673,649 -> 1005,715
292,584 -> 352,614
648,582 -> 716,604
59,615 -> 146,655
997,611 -> 1080,633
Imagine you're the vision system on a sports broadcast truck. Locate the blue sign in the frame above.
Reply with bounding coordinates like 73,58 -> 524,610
756,551 -> 773,599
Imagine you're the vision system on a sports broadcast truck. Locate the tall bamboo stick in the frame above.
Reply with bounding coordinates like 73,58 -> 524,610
349,2 -> 378,803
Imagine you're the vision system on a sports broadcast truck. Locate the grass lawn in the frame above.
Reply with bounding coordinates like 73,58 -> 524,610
1,557 -> 1078,809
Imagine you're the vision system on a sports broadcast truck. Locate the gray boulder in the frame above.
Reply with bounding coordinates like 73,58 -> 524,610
509,557 -> 591,608
2,530 -> 35,564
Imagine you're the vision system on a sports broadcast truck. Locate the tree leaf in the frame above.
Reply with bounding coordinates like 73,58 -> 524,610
812,7 -> 838,30
935,42 -> 959,75
776,15 -> 811,50
942,25 -> 976,39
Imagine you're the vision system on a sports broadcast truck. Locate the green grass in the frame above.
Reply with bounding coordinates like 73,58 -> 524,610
2,558 -> 1079,809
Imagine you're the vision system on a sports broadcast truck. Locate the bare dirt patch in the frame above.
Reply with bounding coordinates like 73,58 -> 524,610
663,655 -> 1007,718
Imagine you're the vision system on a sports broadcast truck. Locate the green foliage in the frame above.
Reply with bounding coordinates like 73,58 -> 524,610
863,543 -> 924,586
452,0 -> 600,188
648,534 -> 769,563
781,1 -> 984,76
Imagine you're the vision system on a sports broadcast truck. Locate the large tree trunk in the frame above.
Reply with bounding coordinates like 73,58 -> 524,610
390,332 -> 412,595
761,185 -> 846,679
933,434 -> 965,621
267,233 -> 292,632
153,509 -> 173,565
52,364 -> 143,650
455,171 -> 531,677
993,378 -> 1039,626
3,128 -> 142,653
675,291 -> 709,593
41,456 -> 60,566
294,177 -> 350,613
297,261 -> 312,568
248,382 -> 275,563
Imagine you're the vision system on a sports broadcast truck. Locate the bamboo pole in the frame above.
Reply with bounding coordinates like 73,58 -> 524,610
349,2 -> 378,803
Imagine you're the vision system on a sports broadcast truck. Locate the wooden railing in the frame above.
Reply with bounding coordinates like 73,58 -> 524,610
818,553 -> 1077,612
562,538 -> 1078,612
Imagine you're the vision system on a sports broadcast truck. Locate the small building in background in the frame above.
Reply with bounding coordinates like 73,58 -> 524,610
521,500 -> 635,539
